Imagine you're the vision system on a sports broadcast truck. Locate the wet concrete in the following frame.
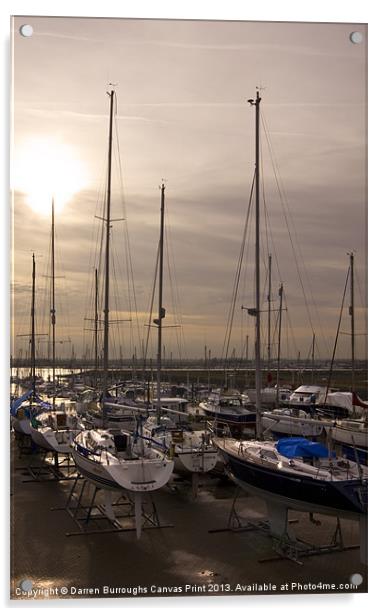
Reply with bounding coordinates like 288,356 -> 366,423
10,439 -> 367,600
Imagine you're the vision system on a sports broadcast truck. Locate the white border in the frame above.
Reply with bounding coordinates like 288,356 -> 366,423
2,1 -> 380,613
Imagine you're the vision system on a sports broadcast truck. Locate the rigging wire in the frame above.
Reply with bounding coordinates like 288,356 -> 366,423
221,171 -> 255,368
164,206 -> 187,362
261,110 -> 331,358
114,97 -> 142,362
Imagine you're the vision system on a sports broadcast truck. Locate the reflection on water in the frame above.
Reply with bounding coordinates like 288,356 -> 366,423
12,367 -> 75,381
11,367 -> 81,399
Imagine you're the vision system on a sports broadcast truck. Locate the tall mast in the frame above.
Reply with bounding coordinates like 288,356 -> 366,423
276,283 -> 283,405
349,252 -> 355,387
31,253 -> 36,398
267,253 -> 272,375
156,183 -> 166,417
94,267 -> 98,385
51,199 -> 56,404
311,332 -> 315,384
349,252 -> 355,406
102,89 -> 115,426
248,90 -> 262,436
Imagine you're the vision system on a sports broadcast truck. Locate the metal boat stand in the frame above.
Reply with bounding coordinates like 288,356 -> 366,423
13,432 -> 34,457
171,472 -> 202,498
260,515 -> 360,565
52,476 -> 174,537
208,487 -> 295,535
21,449 -> 77,483
209,488 -> 359,565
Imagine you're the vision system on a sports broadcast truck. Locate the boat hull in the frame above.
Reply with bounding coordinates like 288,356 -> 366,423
173,448 -> 218,474
217,442 -> 367,520
30,426 -> 75,454
261,415 -> 324,438
72,446 -> 174,493
331,425 -> 368,449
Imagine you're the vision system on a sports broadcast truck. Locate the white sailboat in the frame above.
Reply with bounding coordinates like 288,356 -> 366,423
71,90 -> 174,537
30,200 -> 83,453
142,183 -> 218,475
30,403 -> 81,453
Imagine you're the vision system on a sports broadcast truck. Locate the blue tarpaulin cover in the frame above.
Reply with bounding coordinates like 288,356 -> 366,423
276,437 -> 334,459
10,390 -> 51,417
10,389 -> 34,416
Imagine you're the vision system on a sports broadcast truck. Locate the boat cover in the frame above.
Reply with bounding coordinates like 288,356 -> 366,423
276,437 -> 333,459
10,390 -> 51,416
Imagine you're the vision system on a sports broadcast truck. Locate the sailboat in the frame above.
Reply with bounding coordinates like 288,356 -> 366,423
71,90 -> 174,536
213,91 -> 368,547
142,183 -> 218,475
325,253 -> 368,461
82,267 -> 143,431
29,200 -> 83,453
11,254 -> 51,436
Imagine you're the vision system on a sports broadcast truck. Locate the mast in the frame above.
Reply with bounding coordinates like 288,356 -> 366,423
311,332 -> 315,384
31,253 -> 36,399
94,268 -> 98,385
51,199 -> 56,405
276,283 -> 283,405
248,90 -> 262,437
349,251 -> 355,413
156,182 -> 166,417
208,348 -> 211,390
349,252 -> 355,394
102,88 -> 115,426
267,253 -> 272,375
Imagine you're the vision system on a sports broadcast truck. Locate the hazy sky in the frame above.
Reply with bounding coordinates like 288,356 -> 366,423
11,16 -> 367,361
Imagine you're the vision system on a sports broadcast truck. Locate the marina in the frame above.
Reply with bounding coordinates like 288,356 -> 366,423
11,440 -> 367,599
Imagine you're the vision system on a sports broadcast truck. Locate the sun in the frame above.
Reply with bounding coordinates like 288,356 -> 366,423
12,136 -> 89,216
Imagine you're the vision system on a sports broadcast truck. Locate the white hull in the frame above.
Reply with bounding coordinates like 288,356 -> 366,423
72,449 -> 174,492
144,419 -> 218,474
72,430 -> 174,540
261,415 -> 324,438
173,448 -> 218,474
72,441 -> 174,493
330,425 -> 368,449
30,426 -> 77,454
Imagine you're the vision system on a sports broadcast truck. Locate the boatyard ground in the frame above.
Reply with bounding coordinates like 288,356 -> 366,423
11,441 -> 367,600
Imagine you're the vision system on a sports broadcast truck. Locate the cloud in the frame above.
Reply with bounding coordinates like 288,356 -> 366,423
11,18 -> 367,359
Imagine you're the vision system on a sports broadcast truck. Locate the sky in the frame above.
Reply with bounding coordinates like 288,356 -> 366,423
11,16 -> 367,361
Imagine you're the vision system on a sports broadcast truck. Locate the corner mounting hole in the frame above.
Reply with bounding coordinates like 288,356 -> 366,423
350,573 -> 363,586
20,24 -> 33,37
350,31 -> 363,44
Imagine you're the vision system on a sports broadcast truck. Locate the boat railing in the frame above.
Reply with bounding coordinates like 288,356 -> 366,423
135,432 -> 171,458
